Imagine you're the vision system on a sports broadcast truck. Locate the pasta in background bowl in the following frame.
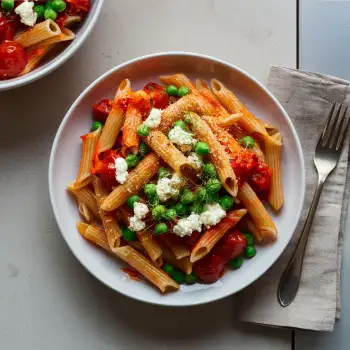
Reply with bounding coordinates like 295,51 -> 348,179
0,0 -> 104,91
49,52 -> 305,306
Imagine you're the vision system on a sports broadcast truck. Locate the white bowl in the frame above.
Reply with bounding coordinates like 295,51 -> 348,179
0,0 -> 104,91
49,52 -> 305,306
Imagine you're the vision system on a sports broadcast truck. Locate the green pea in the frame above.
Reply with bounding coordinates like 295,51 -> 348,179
44,8 -> 57,20
91,120 -> 103,131
1,0 -> 14,12
137,124 -> 150,136
125,154 -> 139,168
195,187 -> 207,203
45,0 -> 54,8
173,120 -> 187,130
185,272 -> 197,284
244,245 -> 257,259
174,203 -> 188,216
181,189 -> 195,205
152,205 -> 167,220
230,256 -> 244,269
163,208 -> 177,221
243,232 -> 254,246
51,0 -> 66,12
126,195 -> 141,209
163,263 -> 175,275
166,85 -> 178,96
184,112 -> 192,124
219,195 -> 234,211
158,167 -> 172,179
240,135 -> 255,148
34,5 -> 46,18
207,191 -> 220,203
144,183 -> 157,198
121,226 -> 137,241
155,222 -> 168,235
171,270 -> 185,284
178,86 -> 190,97
195,141 -> 210,156
139,142 -> 149,157
206,178 -> 222,194
189,203 -> 204,214
202,163 -> 217,179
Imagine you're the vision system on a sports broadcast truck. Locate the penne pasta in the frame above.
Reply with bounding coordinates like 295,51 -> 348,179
266,132 -> 284,210
20,44 -> 55,76
160,73 -> 197,93
101,153 -> 160,211
77,222 -> 110,251
15,20 -> 61,48
190,209 -> 247,263
29,27 -> 75,48
75,127 -> 102,189
163,235 -> 191,260
138,231 -> 163,267
187,112 -> 238,196
96,80 -> 131,155
68,185 -> 99,218
211,79 -> 281,146
114,246 -> 179,293
238,182 -> 277,242
162,245 -> 192,274
78,202 -> 93,222
121,99 -> 143,156
145,130 -> 198,179
92,176 -> 122,250
240,217 -> 264,242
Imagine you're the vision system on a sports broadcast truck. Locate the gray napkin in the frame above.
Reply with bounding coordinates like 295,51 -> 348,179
237,66 -> 350,332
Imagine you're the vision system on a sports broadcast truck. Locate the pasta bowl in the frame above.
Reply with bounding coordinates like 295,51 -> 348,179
0,0 -> 104,91
49,52 -> 305,306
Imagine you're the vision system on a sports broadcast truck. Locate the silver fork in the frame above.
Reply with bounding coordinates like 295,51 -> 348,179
278,102 -> 350,307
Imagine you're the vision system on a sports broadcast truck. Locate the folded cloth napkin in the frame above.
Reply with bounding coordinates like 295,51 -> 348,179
237,66 -> 350,332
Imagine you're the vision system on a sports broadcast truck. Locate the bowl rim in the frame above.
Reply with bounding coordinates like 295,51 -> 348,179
49,51 -> 306,306
0,0 -> 105,91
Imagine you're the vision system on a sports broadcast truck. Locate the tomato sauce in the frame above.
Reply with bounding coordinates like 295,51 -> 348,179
66,0 -> 91,15
92,99 -> 112,123
194,229 -> 247,283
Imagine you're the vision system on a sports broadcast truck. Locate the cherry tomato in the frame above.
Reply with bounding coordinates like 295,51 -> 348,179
143,82 -> 169,109
249,160 -> 272,196
66,0 -> 90,15
0,14 -> 19,43
213,229 -> 247,262
0,41 -> 28,80
230,151 -> 258,186
92,99 -> 112,123
193,254 -> 225,283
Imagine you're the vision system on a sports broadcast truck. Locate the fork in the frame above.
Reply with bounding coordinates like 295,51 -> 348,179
278,102 -> 350,307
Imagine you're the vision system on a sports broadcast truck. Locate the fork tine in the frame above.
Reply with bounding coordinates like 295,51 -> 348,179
336,110 -> 350,151
324,103 -> 341,146
330,105 -> 348,148
321,102 -> 337,144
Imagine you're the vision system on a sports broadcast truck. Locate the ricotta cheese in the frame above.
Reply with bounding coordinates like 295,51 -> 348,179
188,152 -> 203,170
200,203 -> 226,228
173,213 -> 203,237
156,173 -> 183,202
133,202 -> 149,219
143,108 -> 162,128
114,157 -> 128,184
128,216 -> 146,232
15,1 -> 37,27
168,126 -> 197,146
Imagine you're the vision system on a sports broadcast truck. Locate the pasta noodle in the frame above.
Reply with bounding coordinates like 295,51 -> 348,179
266,132 -> 284,210
188,112 -> 238,196
162,246 -> 192,274
114,246 -> 179,293
101,153 -> 160,211
75,126 -> 102,189
190,209 -> 247,262
15,20 -> 61,48
68,185 -> 99,218
20,44 -> 55,76
163,235 -> 191,260
138,231 -> 163,267
145,130 -> 198,179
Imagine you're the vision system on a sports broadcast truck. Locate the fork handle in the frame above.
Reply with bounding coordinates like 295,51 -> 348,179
277,176 -> 325,307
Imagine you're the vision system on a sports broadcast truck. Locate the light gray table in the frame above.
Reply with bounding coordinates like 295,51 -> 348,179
1,1 -> 298,349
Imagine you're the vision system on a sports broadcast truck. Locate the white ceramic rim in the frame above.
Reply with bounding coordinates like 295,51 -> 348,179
0,0 -> 105,91
49,52 -> 306,306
